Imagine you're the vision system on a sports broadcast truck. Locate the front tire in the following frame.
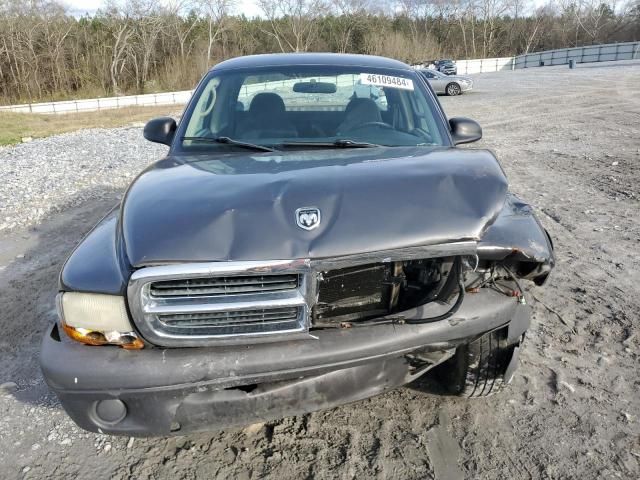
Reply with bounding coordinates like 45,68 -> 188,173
435,327 -> 518,397
446,83 -> 462,96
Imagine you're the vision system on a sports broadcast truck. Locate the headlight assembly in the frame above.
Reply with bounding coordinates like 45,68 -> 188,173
57,292 -> 144,349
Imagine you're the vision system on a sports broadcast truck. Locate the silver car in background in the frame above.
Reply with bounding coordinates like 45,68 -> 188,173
419,69 -> 473,96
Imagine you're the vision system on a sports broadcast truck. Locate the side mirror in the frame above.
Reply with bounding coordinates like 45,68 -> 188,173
143,117 -> 177,146
449,117 -> 482,145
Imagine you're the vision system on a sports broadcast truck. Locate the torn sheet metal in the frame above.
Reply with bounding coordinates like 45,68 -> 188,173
477,193 -> 554,284
478,194 -> 554,263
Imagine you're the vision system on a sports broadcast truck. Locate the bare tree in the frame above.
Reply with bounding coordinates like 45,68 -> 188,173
455,0 -> 477,58
328,0 -> 373,53
198,0 -> 235,66
572,0 -> 619,43
165,0 -> 200,60
258,0 -> 327,52
478,0 -> 510,57
128,1 -> 167,91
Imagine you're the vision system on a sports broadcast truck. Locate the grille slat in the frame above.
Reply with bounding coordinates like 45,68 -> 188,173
158,307 -> 300,328
150,274 -> 299,298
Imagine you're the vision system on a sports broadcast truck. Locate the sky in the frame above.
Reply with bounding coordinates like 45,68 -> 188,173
62,0 -> 557,18
62,0 -> 263,18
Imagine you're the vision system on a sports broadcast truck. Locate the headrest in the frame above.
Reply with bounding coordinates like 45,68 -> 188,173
249,93 -> 286,115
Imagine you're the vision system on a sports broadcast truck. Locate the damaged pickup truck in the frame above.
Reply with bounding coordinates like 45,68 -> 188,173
41,53 -> 554,436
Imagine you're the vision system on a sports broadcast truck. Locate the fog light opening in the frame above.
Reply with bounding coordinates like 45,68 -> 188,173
93,399 -> 127,426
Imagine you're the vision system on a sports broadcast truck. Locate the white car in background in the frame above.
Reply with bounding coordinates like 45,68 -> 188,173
419,69 -> 473,96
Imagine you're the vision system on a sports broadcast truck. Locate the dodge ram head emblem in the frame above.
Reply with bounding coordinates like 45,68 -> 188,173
296,207 -> 321,231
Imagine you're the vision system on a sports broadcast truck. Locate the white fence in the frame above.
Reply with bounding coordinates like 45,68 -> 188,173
454,57 -> 515,74
411,57 -> 513,74
0,90 -> 193,115
513,41 -> 640,68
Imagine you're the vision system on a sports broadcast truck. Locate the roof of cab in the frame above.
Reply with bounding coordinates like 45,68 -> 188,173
211,53 -> 412,72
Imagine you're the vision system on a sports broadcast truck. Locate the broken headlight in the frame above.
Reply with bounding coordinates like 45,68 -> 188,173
57,292 -> 144,349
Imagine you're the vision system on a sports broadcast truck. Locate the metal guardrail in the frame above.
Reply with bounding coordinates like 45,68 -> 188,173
513,41 -> 640,69
414,42 -> 640,75
0,90 -> 193,115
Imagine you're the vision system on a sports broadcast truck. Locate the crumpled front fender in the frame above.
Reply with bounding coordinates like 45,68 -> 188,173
478,193 -> 554,285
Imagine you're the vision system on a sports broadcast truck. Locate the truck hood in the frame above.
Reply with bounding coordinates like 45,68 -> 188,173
121,146 -> 508,266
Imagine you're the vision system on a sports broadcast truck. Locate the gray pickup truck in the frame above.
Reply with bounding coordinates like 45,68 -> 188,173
41,53 -> 554,437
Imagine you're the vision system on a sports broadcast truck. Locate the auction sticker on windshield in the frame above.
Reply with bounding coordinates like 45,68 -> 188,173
360,73 -> 414,91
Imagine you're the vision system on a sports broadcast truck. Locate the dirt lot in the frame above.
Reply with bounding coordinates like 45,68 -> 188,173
0,60 -> 639,479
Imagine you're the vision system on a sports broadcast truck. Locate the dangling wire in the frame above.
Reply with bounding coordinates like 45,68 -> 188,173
501,264 -> 526,304
404,257 -> 465,324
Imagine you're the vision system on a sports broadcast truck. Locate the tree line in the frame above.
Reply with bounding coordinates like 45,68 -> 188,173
0,0 -> 638,104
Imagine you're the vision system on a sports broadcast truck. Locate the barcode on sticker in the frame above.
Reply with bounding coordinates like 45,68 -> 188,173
360,73 -> 414,90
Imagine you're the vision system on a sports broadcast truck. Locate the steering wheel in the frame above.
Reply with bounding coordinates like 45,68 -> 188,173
347,121 -> 394,132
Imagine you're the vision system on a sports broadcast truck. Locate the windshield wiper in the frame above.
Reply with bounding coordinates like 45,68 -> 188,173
280,139 -> 382,149
181,136 -> 278,152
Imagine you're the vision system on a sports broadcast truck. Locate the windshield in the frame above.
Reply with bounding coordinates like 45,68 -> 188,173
179,65 -> 447,151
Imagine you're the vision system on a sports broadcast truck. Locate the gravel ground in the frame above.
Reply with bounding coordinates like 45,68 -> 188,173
0,60 -> 639,479
0,125 -> 166,232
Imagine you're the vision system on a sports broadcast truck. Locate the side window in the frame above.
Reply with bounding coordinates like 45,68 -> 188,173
184,78 -> 220,137
422,71 -> 434,79
390,88 -> 430,135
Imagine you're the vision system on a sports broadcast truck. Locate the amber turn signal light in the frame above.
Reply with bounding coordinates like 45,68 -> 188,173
61,323 -> 145,349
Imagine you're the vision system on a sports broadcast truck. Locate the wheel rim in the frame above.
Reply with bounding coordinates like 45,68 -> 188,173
448,84 -> 460,95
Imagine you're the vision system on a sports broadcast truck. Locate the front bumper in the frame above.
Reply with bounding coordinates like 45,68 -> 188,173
41,290 -> 530,436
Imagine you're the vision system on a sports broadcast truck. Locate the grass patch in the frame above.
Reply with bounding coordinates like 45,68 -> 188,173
0,106 -> 181,146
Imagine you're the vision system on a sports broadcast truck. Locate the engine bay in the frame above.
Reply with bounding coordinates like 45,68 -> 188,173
312,255 -> 536,327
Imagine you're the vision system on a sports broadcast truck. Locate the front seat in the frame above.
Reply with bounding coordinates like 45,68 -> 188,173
238,93 -> 297,139
336,98 -> 383,135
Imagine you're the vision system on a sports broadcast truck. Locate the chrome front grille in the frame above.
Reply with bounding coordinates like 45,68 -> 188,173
128,260 -> 312,347
149,274 -> 299,298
